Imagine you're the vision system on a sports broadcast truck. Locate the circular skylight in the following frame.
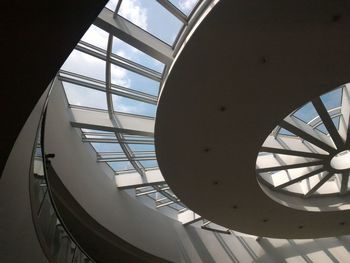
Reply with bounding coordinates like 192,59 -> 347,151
256,84 -> 350,199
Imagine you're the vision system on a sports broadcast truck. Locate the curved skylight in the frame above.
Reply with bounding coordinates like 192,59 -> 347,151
256,84 -> 350,200
58,0 -> 221,228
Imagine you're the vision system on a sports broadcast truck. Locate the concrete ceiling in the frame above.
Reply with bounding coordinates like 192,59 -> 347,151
156,0 -> 350,238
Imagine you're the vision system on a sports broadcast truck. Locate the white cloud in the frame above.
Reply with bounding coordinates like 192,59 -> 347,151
62,50 -> 105,81
113,96 -> 144,115
179,0 -> 197,12
111,64 -> 131,88
81,25 -> 109,50
119,0 -> 148,30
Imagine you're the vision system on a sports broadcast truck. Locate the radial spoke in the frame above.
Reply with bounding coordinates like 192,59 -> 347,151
256,160 -> 324,173
341,172 -> 349,194
304,172 -> 334,198
276,167 -> 325,190
312,98 -> 344,149
260,147 -> 328,159
279,120 -> 336,154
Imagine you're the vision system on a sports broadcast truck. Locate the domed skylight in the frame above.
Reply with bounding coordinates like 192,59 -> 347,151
58,0 -> 224,230
256,84 -> 350,200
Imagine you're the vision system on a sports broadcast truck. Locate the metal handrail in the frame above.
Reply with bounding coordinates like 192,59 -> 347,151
30,83 -> 95,263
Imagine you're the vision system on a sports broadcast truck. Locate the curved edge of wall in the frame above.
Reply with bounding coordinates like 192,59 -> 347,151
0,89 -> 49,263
45,79 -> 350,263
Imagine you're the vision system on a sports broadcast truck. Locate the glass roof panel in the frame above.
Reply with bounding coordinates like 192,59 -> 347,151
81,25 -> 109,50
112,37 -> 165,73
292,102 -> 318,123
128,144 -> 155,151
105,0 -> 119,11
112,95 -> 157,117
140,160 -> 158,169
108,161 -> 134,172
91,143 -> 122,152
111,64 -> 159,96
168,0 -> 200,16
62,50 -> 105,81
320,87 -> 342,111
63,82 -> 107,110
278,127 -> 295,136
315,116 -> 340,135
118,0 -> 184,45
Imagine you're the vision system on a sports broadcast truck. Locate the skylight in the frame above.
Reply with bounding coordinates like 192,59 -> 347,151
257,84 -> 350,204
59,0 -> 219,226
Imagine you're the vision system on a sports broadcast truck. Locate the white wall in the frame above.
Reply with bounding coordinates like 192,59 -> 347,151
0,89 -> 49,263
45,80 -> 350,262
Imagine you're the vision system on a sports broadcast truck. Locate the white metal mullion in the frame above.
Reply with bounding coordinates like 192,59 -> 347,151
156,0 -> 188,24
77,41 -> 162,82
95,8 -> 174,65
105,34 -> 145,176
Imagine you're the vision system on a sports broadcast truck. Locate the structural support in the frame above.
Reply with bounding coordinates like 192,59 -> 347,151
312,98 -> 344,149
280,118 -> 336,154
70,106 -> 155,136
178,210 -> 201,225
95,8 -> 174,65
115,169 -> 165,189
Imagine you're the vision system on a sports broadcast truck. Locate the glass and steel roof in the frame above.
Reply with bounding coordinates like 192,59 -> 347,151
57,0 -> 222,228
256,84 -> 350,200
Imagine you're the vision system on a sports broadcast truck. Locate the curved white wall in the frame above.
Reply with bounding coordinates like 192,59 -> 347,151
0,90 -> 49,263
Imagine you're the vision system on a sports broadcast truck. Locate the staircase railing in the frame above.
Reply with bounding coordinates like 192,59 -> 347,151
29,82 -> 95,263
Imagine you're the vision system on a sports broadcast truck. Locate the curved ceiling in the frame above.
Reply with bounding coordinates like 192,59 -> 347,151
156,0 -> 350,238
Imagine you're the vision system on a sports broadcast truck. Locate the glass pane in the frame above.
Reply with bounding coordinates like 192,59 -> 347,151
118,0 -> 183,45
315,116 -> 341,135
278,127 -> 295,136
113,95 -> 157,117
168,0 -> 199,16
292,102 -> 318,123
140,160 -> 158,169
113,37 -> 165,73
320,87 -> 342,111
111,64 -> 159,95
106,0 -> 119,11
108,161 -> 134,171
128,144 -> 155,151
62,50 -> 105,81
81,25 -> 109,50
91,143 -> 122,152
63,82 -> 108,110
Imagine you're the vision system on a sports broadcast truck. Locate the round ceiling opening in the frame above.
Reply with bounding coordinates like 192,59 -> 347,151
256,83 -> 350,211
330,150 -> 350,171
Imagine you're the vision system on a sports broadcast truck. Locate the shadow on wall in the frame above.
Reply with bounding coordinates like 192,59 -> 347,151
179,225 -> 350,262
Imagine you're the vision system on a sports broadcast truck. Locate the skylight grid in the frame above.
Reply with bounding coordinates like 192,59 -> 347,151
118,0 -> 184,45
257,84 -> 350,200
61,0 -> 219,224
112,36 -> 165,73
